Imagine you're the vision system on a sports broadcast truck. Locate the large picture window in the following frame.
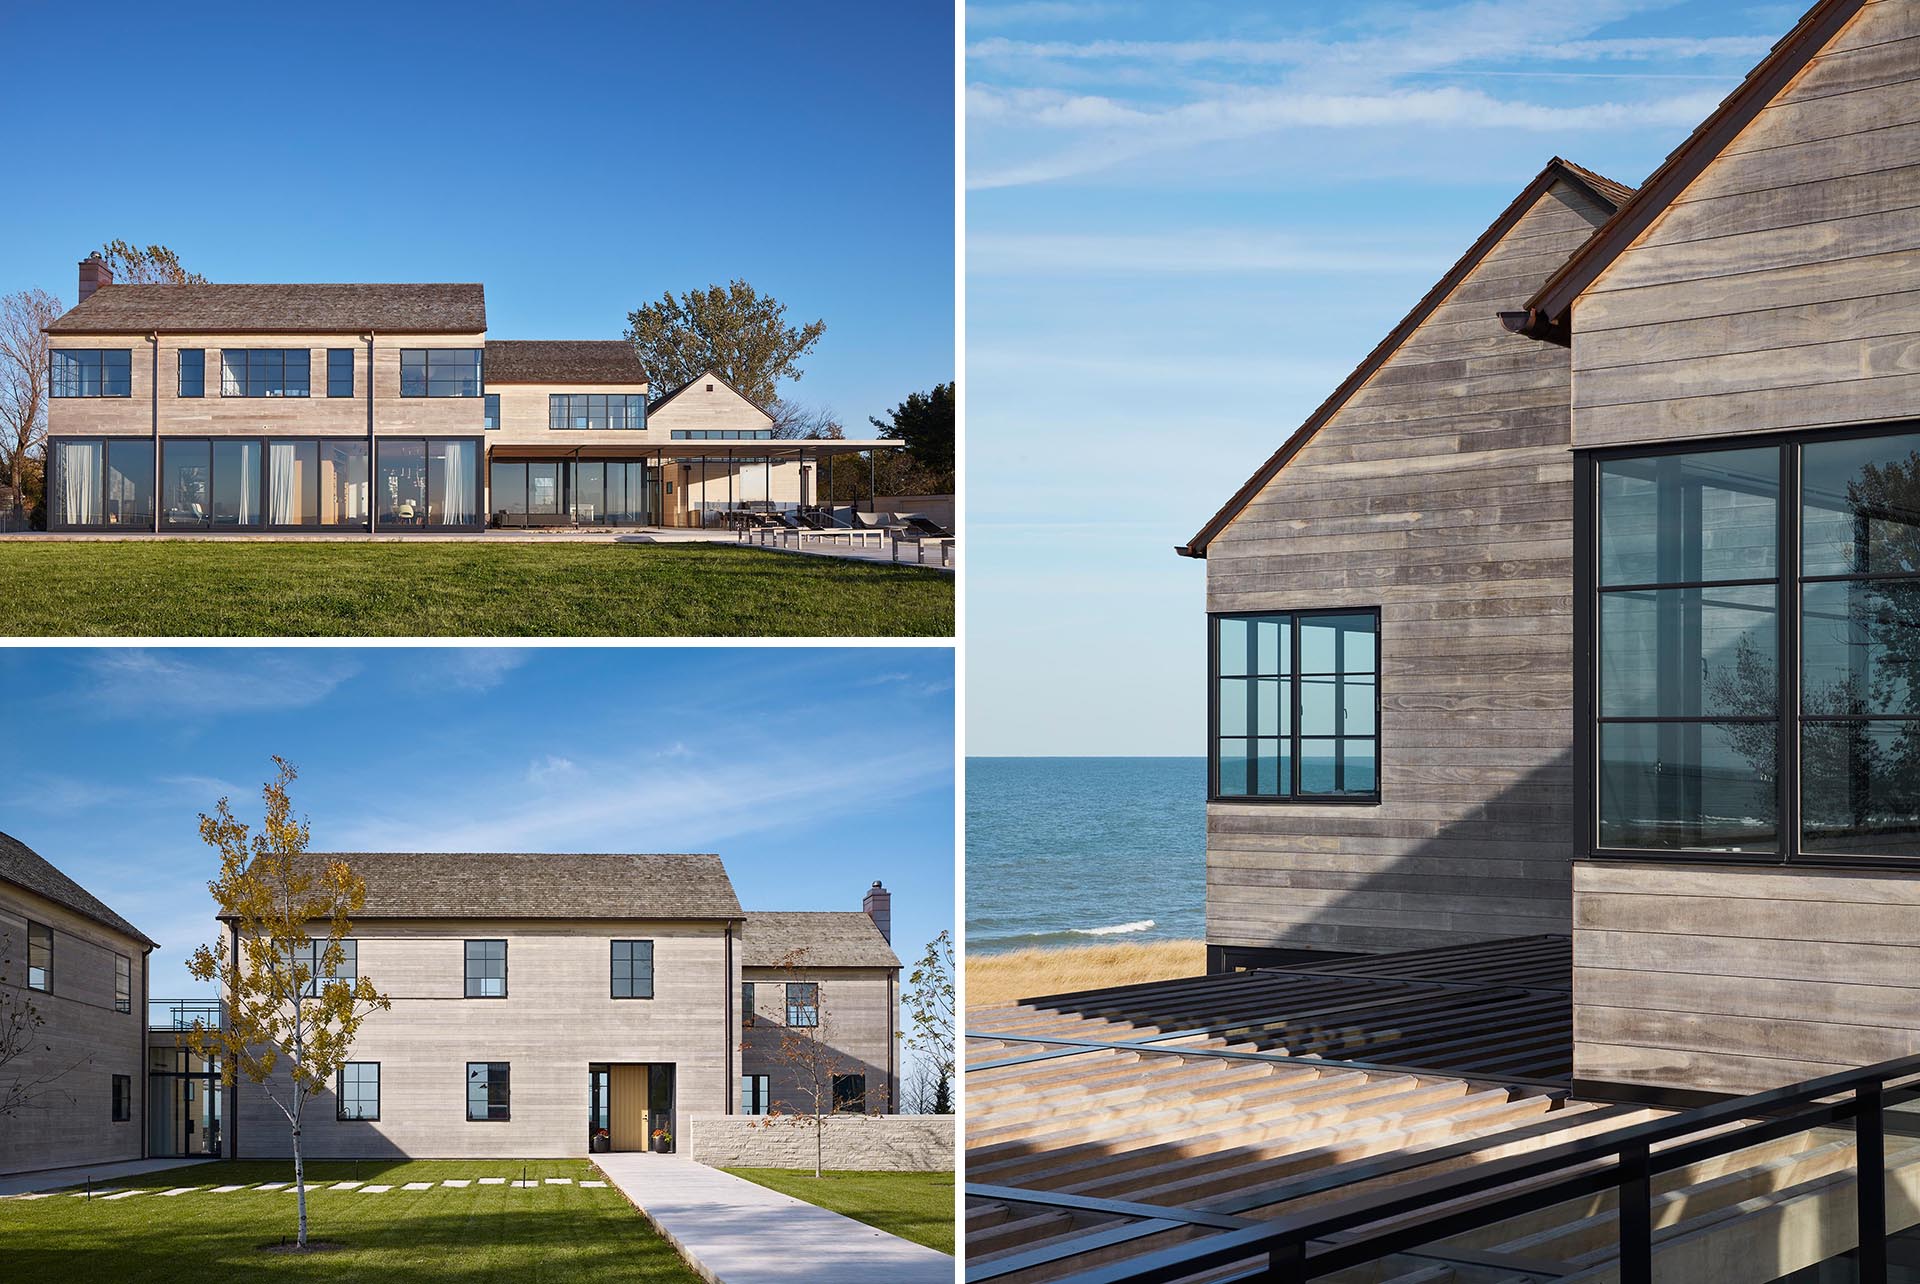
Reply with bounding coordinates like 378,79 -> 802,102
401,349 -> 482,397
50,349 -> 131,397
378,439 -> 479,528
220,349 -> 310,398
1209,610 -> 1379,802
548,393 -> 645,430
52,439 -> 154,530
1585,427 -> 1920,863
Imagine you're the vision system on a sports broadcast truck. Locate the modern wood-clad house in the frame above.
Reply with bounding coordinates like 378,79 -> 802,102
1183,0 -> 1920,1097
40,263 -> 892,533
0,832 -> 156,1177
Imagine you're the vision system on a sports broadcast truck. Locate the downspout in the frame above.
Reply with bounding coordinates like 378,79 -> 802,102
227,919 -> 239,1159
887,969 -> 897,1116
150,333 -> 160,533
365,334 -> 376,533
140,944 -> 152,1157
724,923 -> 735,1114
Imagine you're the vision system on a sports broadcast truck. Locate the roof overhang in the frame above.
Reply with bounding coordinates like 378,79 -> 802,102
494,438 -> 902,459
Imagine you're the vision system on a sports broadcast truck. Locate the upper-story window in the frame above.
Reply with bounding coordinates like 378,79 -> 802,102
114,954 -> 131,1013
26,921 -> 51,990
549,394 -> 645,430
287,938 -> 357,997
483,393 -> 500,430
742,980 -> 755,1027
1209,610 -> 1380,803
221,349 -> 310,398
464,939 -> 507,997
327,349 -> 355,398
670,430 -> 773,441
178,349 -> 205,398
50,349 -> 132,397
401,349 -> 483,397
610,940 -> 653,999
786,982 -> 818,1027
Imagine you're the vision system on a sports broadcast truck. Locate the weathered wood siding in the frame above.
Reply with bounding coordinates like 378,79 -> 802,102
1573,861 -> 1920,1094
1573,0 -> 1920,448
740,966 -> 896,1115
1203,179 -> 1614,955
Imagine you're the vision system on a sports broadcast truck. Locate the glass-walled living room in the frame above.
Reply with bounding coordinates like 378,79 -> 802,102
148,1045 -> 222,1159
490,458 -> 660,528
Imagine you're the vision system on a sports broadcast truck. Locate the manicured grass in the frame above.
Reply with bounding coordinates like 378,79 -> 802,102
0,542 -> 953,637
0,1159 -> 698,1283
725,1167 -> 955,1254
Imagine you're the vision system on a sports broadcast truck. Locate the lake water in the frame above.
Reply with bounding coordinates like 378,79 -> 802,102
966,757 -> 1207,952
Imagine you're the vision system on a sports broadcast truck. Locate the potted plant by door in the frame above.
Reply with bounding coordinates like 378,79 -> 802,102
591,1128 -> 610,1153
651,1127 -> 673,1155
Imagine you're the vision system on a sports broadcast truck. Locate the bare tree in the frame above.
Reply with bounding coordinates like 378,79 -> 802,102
769,399 -> 845,441
96,241 -> 206,286
0,289 -> 61,500
0,938 -> 85,1118
755,947 -> 882,1177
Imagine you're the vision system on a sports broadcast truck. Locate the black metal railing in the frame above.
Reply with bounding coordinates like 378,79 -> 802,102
972,1050 -> 1920,1284
146,999 -> 223,1031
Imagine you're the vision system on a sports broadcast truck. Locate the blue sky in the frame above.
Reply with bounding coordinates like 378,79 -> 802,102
965,0 -> 1801,754
0,1 -> 954,428
0,648 -> 954,1001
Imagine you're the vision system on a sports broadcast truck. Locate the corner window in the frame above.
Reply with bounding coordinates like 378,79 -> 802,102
50,349 -> 132,397
610,940 -> 653,999
114,954 -> 131,1013
327,348 -> 355,398
27,921 -> 50,991
1209,610 -> 1380,802
786,982 -> 818,1028
466,1062 -> 510,1121
484,393 -> 500,429
220,349 -> 310,398
178,349 -> 205,397
831,1073 -> 866,1113
464,940 -> 506,998
112,1074 -> 131,1122
337,1062 -> 380,1121
401,349 -> 482,397
741,1074 -> 770,1115
742,981 -> 755,1027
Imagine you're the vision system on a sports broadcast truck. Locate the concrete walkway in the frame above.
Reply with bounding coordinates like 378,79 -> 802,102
0,1156 -> 213,1197
593,1155 -> 951,1284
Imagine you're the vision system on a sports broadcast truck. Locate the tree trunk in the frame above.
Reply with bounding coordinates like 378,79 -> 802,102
815,1111 -> 823,1179
293,1124 -> 307,1248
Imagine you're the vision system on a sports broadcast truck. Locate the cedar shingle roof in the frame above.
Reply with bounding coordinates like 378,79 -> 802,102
0,831 -> 158,948
44,283 -> 486,335
484,340 -> 647,385
237,852 -> 743,921
741,911 -> 900,969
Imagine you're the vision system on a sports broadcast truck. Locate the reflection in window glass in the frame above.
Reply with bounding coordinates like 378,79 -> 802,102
337,1062 -> 379,1121
1599,721 -> 1778,852
106,440 -> 154,528
50,349 -> 132,397
1601,586 -> 1777,719
268,441 -> 317,525
379,440 -> 427,526
1212,611 -> 1377,800
164,440 -> 211,525
528,462 -> 559,514
1803,721 -> 1920,858
178,349 -> 205,398
491,462 -> 526,521
428,440 -> 478,525
321,442 -> 368,527
213,441 -> 261,527
1802,432 -> 1920,577
1599,448 -> 1778,587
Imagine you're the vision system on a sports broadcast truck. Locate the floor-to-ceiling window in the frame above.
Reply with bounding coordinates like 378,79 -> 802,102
374,439 -> 480,529
1585,427 -> 1920,862
487,458 -> 658,527
147,1046 -> 222,1158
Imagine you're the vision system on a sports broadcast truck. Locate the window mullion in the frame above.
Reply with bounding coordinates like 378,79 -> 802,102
1290,614 -> 1302,799
1781,440 -> 1800,863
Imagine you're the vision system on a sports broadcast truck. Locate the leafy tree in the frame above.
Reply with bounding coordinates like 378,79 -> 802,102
870,383 -> 954,482
626,280 -> 825,408
186,758 -> 390,1250
903,931 -> 954,1115
96,240 -> 206,286
0,289 -> 61,501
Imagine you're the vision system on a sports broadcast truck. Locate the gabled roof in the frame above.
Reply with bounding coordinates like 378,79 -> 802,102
644,369 -> 774,419
0,830 -> 158,948
219,852 -> 743,922
741,911 -> 900,969
484,339 -> 647,386
45,283 -> 487,335
1177,158 -> 1633,558
1521,0 -> 1867,332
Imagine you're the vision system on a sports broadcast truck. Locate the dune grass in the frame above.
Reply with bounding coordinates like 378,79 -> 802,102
0,1158 -> 697,1282
966,939 -> 1207,1009
724,1168 -> 954,1254
0,541 -> 953,637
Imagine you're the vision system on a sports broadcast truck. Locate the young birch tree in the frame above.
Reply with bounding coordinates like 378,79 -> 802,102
186,758 -> 389,1250
757,947 -> 880,1178
904,930 -> 955,1115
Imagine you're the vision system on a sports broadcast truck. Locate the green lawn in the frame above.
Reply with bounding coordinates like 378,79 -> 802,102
725,1168 -> 955,1254
0,542 -> 953,637
0,1159 -> 698,1283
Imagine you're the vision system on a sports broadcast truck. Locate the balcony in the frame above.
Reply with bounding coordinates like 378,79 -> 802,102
147,999 -> 222,1032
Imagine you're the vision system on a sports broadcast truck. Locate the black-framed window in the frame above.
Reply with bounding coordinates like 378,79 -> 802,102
466,1062 -> 510,1121
287,938 -> 357,997
484,393 -> 500,429
219,348 -> 310,397
670,429 -> 773,441
26,921 -> 50,991
114,954 -> 131,1013
178,348 -> 205,397
464,940 -> 507,998
337,1062 -> 380,1121
611,940 -> 653,999
1584,426 -> 1920,863
50,349 -> 132,397
377,438 -> 480,528
548,393 -> 646,430
1209,610 -> 1380,802
401,349 -> 482,397
327,348 -> 355,398
831,1073 -> 867,1113
786,982 -> 818,1027
741,1074 -> 770,1115
742,981 -> 755,1027
112,1074 -> 131,1122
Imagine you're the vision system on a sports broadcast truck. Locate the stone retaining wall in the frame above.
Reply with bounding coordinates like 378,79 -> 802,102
684,1113 -> 954,1172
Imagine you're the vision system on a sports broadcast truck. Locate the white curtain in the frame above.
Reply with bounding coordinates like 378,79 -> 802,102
437,441 -> 477,525
59,441 -> 101,526
268,442 -> 295,525
237,442 -> 261,525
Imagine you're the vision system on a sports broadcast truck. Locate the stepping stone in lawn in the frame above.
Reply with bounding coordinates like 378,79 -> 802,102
158,1187 -> 201,1197
543,1177 -> 572,1184
478,1178 -> 505,1186
210,1185 -> 249,1194
402,1182 -> 433,1191
509,1180 -> 537,1188
13,1193 -> 56,1200
359,1185 -> 393,1193
253,1182 -> 289,1191
579,1181 -> 607,1188
441,1179 -> 471,1188
101,1191 -> 142,1200
330,1181 -> 363,1191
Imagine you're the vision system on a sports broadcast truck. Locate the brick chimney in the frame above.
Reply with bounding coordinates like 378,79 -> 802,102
863,880 -> 892,944
78,254 -> 112,303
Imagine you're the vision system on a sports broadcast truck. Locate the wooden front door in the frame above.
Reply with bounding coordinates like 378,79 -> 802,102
609,1065 -> 650,1152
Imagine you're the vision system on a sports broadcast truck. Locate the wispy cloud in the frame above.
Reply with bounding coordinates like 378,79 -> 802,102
76,650 -> 360,718
440,649 -> 533,692
524,755 -> 577,784
970,229 -> 1453,275
967,1 -> 1134,29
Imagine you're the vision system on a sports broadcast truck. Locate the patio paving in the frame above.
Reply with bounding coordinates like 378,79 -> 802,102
0,1156 -> 213,1198
594,1154 -> 951,1284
